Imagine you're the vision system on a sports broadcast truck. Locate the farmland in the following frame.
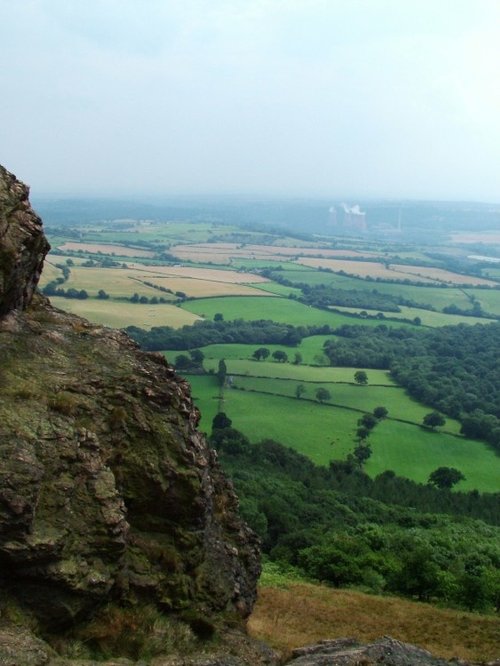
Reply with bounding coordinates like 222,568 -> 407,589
50,296 -> 201,329
40,216 -> 500,494
181,296 -> 413,328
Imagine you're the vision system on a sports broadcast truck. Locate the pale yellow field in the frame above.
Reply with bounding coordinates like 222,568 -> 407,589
391,264 -> 497,286
451,232 -> 500,244
58,241 -> 155,258
48,297 -> 200,329
127,264 -> 269,283
294,257 -> 495,286
135,276 -> 273,298
330,305 -> 496,327
44,267 -> 167,299
40,261 -> 62,281
169,242 -> 381,263
41,264 -> 271,299
295,257 -> 439,283
244,244 -> 380,258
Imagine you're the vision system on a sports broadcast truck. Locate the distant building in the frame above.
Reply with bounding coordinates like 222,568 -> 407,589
329,203 -> 367,232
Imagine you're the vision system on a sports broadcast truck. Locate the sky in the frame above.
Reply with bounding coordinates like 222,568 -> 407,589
1,0 -> 499,201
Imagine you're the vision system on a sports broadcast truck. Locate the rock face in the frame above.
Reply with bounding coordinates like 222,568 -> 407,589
288,637 -> 478,666
0,165 -> 50,316
0,165 -> 260,635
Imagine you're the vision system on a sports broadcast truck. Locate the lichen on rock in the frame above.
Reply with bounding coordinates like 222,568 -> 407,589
0,165 -> 261,657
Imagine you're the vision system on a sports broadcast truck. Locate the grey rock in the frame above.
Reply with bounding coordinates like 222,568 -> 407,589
289,636 -> 457,665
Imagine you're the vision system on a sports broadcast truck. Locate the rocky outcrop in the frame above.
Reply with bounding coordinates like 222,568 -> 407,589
287,637 -> 495,666
0,165 -> 50,316
0,166 -> 260,658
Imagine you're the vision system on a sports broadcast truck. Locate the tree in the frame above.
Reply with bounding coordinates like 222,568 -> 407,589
354,370 -> 368,385
189,349 -> 205,365
212,412 -> 232,430
423,411 -> 446,430
295,384 -> 306,399
97,289 -> 110,300
130,293 -> 140,303
293,352 -> 303,365
358,413 -> 377,430
315,388 -> 331,403
373,406 -> 388,420
428,467 -> 465,489
252,347 -> 270,361
356,426 -> 371,441
174,354 -> 192,370
214,313 -> 224,321
217,359 -> 227,387
353,444 -> 372,465
272,350 -> 288,363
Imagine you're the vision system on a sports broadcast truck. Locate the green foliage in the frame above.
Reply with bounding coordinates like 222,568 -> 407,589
216,434 -> 500,611
126,319 -> 333,351
315,387 -> 331,403
212,412 -> 232,430
217,358 -> 227,387
423,412 -> 446,430
295,384 -> 306,399
272,350 -> 288,363
354,370 -> 368,385
428,467 -> 465,489
373,406 -> 388,419
252,347 -> 270,361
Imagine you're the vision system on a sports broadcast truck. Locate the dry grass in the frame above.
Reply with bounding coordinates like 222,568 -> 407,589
294,257 -> 496,286
58,241 -> 154,257
169,243 -> 381,264
131,276 -> 273,298
391,264 -> 497,286
48,297 -> 201,329
451,232 -> 500,244
295,258 -> 438,282
127,264 -> 270,284
248,582 -> 500,663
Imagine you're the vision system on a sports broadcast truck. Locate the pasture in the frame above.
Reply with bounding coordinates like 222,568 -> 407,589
295,257 -> 496,286
331,305 -> 496,327
203,358 -> 395,385
183,337 -> 333,365
227,375 -> 461,434
57,241 -> 155,257
126,264 -> 269,284
49,296 -> 201,329
187,374 -> 496,491
129,276 -> 272,298
181,296 -> 413,328
367,420 -> 499,493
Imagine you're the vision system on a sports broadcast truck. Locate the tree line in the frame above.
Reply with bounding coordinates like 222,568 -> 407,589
125,319 -> 335,351
324,322 -> 500,451
210,423 -> 500,612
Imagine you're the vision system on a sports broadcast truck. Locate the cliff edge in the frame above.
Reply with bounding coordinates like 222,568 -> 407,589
0,166 -> 264,664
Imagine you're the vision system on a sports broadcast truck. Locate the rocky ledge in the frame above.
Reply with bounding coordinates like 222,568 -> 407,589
0,166 -> 262,662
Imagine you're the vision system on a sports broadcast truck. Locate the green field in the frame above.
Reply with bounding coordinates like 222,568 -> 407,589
188,376 -> 357,463
181,296 -> 413,328
227,376 -> 461,434
275,269 -> 476,311
49,297 -> 201,329
467,288 -> 500,316
187,375 -> 497,492
166,337 -> 334,366
367,420 -> 499,492
203,358 -> 395,384
253,283 -> 303,297
331,305 -> 496,327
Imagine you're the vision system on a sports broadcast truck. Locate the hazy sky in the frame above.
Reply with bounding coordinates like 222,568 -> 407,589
1,1 -> 499,200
